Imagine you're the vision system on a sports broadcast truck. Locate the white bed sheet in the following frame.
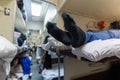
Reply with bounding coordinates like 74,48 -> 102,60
42,64 -> 64,80
72,39 -> 120,62
42,37 -> 120,62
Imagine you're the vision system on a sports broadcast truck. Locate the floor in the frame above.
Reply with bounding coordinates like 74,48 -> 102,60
27,51 -> 64,80
27,58 -> 43,80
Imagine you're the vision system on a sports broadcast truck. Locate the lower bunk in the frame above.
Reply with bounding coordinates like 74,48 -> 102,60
47,47 -> 120,80
39,48 -> 64,80
41,38 -> 120,80
39,49 -> 118,80
41,63 -> 64,80
63,55 -> 120,80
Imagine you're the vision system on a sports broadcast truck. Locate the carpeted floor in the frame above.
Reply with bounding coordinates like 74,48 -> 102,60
27,58 -> 43,80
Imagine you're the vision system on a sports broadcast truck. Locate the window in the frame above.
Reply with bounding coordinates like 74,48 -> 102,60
31,2 -> 41,16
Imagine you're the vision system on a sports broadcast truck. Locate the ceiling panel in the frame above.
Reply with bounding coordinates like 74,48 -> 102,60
23,0 -> 50,21
59,0 -> 120,22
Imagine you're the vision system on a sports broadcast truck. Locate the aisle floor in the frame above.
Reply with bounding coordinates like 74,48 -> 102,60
28,58 -> 43,80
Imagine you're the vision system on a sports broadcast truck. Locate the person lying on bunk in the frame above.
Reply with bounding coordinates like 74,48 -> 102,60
46,12 -> 120,48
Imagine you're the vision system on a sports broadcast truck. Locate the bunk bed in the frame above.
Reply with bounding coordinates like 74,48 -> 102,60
40,36 -> 120,80
0,0 -> 18,80
0,0 -> 27,80
47,39 -> 120,80
55,0 -> 120,80
40,37 -> 64,80
14,7 -> 27,34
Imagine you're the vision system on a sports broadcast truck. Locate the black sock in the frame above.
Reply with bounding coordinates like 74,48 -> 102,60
62,12 -> 86,48
46,22 -> 71,45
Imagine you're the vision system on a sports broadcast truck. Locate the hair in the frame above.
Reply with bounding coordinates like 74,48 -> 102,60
110,21 -> 120,29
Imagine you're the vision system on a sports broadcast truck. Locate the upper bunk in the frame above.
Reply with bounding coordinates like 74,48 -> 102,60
58,0 -> 120,22
0,0 -> 26,41
14,7 -> 27,34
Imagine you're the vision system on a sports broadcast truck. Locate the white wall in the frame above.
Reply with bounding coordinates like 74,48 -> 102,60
41,4 -> 57,43
44,4 -> 57,30
0,0 -> 16,42
57,13 -> 110,31
26,20 -> 44,30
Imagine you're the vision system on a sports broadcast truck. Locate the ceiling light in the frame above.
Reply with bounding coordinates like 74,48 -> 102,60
31,2 -> 42,16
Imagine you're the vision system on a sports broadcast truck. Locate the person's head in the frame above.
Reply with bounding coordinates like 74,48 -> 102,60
110,21 -> 120,29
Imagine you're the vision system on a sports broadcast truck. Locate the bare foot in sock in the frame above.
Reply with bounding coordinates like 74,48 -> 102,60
62,12 -> 86,48
46,22 -> 71,45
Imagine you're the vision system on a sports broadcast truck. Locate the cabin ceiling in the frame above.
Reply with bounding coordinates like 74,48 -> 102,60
23,0 -> 50,22
60,0 -> 120,22
23,0 -> 120,23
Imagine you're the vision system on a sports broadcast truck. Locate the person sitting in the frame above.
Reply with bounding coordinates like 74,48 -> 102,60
46,13 -> 120,48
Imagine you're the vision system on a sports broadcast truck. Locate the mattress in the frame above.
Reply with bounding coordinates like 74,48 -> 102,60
42,37 -> 120,62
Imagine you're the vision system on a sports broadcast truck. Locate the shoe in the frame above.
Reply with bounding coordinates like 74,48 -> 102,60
29,75 -> 32,79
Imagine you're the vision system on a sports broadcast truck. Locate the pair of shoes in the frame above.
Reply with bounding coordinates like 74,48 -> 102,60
46,13 -> 86,48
